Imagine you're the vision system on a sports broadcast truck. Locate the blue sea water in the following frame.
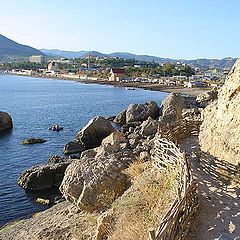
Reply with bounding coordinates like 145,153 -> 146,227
0,74 -> 168,227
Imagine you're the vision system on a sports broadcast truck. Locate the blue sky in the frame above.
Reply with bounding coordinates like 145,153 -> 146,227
1,0 -> 239,59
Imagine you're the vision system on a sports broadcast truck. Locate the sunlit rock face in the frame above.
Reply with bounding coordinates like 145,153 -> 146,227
199,58 -> 240,164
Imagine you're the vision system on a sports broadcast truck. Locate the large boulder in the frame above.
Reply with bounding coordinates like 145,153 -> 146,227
0,112 -> 13,132
63,140 -> 85,154
60,156 -> 130,212
159,93 -> 188,125
18,161 -> 72,190
126,101 -> 159,123
76,116 -> 115,148
60,133 -> 132,212
199,59 -> 240,164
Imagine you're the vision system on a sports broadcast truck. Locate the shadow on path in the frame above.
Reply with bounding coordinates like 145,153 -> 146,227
180,137 -> 240,240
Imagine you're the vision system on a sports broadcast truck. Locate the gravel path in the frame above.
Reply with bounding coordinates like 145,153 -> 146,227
180,137 -> 240,240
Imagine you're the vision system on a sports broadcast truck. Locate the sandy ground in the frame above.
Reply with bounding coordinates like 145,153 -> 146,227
180,137 -> 240,240
83,80 -> 209,96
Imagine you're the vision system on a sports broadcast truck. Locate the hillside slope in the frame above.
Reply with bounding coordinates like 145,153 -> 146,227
0,34 -> 43,60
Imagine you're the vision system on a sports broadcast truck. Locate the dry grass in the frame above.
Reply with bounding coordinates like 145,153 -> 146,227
96,163 -> 178,240
70,212 -> 99,240
124,159 -> 149,179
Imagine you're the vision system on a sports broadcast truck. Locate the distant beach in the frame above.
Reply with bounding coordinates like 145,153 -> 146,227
5,72 -> 209,96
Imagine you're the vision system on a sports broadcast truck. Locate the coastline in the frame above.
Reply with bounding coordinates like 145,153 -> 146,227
4,73 -> 210,96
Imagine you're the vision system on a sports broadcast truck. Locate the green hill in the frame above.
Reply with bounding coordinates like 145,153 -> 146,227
0,34 -> 43,60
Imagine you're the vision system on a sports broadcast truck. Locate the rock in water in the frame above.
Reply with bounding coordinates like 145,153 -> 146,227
199,58 -> 240,164
21,138 -> 47,145
63,141 -> 85,154
0,112 -> 13,132
36,198 -> 50,205
76,116 -> 115,148
159,93 -> 188,125
18,161 -> 72,190
125,101 -> 159,123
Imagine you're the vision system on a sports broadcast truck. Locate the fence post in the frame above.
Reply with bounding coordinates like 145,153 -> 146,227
148,228 -> 156,240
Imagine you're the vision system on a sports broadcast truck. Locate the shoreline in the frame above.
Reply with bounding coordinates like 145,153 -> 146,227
0,73 -> 205,233
4,73 -> 210,96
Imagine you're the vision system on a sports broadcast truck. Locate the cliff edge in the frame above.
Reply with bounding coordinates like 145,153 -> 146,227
199,58 -> 240,164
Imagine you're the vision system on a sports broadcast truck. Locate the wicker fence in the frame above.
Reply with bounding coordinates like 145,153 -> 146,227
149,112 -> 201,240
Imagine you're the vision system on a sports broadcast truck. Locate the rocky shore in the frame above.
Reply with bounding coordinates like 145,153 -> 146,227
0,77 -> 222,239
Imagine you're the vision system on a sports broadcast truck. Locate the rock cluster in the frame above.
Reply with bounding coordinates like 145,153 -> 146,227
60,132 -> 132,212
7,90 -> 204,239
0,111 -> 13,132
63,116 -> 116,154
199,58 -> 240,164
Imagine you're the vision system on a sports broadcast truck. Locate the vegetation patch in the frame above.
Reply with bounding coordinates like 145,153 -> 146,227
96,163 -> 178,240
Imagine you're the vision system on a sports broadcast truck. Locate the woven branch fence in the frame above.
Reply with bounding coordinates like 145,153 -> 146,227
149,114 -> 201,240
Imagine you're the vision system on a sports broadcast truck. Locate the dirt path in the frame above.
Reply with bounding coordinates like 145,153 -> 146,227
180,137 -> 240,240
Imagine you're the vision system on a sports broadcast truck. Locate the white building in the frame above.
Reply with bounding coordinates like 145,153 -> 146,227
48,61 -> 58,71
29,55 -> 44,64
55,58 -> 74,64
186,81 -> 206,88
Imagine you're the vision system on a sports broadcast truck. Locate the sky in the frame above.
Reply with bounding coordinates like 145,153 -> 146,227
1,0 -> 239,59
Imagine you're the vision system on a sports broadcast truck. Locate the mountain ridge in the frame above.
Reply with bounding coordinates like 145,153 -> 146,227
41,48 -> 237,69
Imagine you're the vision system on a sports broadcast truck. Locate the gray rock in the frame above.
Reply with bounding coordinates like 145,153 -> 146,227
113,110 -> 126,125
126,101 -> 159,123
18,161 -> 72,190
140,117 -> 159,136
63,141 -> 85,154
159,93 -> 188,125
76,116 -> 116,148
0,111 -> 13,132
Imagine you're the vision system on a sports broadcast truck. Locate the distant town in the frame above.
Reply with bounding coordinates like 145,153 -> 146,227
0,53 -> 230,92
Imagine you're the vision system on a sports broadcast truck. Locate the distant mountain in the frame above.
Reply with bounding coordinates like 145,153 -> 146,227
0,34 -> 43,60
183,57 -> 236,69
40,49 -> 88,58
41,48 -> 237,69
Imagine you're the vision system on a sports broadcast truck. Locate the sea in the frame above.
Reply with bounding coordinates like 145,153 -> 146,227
0,74 -> 168,227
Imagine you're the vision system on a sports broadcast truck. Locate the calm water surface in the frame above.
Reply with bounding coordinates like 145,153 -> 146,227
0,74 -> 168,226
